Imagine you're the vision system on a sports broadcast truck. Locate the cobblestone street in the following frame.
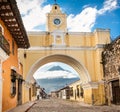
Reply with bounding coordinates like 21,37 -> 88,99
27,98 -> 120,112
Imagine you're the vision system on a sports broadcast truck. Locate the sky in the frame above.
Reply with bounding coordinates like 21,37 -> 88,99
17,0 -> 120,40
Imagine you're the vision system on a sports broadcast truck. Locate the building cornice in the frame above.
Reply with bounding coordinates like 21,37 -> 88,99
27,31 -> 94,36
82,82 -> 98,89
26,44 -> 104,51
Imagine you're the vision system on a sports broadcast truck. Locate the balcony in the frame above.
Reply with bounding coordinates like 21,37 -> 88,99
0,34 -> 10,55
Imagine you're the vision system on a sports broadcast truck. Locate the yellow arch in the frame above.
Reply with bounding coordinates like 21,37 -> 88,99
26,54 -> 91,83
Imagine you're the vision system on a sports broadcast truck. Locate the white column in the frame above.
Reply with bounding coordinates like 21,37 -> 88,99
0,60 -> 3,112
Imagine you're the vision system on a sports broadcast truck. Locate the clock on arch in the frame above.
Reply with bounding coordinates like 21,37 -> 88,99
53,18 -> 61,25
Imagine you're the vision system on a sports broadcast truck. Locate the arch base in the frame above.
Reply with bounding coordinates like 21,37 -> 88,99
83,82 -> 105,105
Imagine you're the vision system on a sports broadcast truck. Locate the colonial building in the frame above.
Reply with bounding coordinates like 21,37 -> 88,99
0,0 -> 30,111
51,91 -> 59,98
69,80 -> 84,102
19,3 -> 111,105
50,80 -> 83,102
58,86 -> 70,99
102,36 -> 120,105
51,86 -> 70,99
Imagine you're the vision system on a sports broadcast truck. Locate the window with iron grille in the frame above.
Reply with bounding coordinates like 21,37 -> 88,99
70,87 -> 73,96
0,25 -> 10,55
77,85 -> 80,97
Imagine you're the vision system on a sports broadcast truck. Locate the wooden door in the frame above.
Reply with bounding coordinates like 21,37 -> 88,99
29,88 -> 31,101
112,80 -> 120,104
17,80 -> 22,105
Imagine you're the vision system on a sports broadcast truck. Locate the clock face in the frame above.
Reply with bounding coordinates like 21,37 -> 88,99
54,18 -> 61,25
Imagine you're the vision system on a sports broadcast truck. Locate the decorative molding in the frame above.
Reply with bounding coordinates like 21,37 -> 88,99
11,66 -> 17,71
82,82 -> 98,89
27,44 -> 104,51
27,31 -> 94,36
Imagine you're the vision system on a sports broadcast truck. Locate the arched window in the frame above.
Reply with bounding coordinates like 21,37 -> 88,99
77,85 -> 80,97
70,87 -> 73,96
55,6 -> 57,10
80,87 -> 84,98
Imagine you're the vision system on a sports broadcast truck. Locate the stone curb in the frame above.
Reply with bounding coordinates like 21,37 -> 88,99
7,101 -> 37,112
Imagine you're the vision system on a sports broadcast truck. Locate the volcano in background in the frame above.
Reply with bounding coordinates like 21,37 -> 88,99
34,64 -> 80,93
45,65 -> 72,73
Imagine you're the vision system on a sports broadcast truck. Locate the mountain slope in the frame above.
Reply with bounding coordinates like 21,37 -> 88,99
48,65 -> 65,71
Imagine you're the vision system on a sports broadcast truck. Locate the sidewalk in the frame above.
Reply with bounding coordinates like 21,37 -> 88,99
7,101 -> 37,112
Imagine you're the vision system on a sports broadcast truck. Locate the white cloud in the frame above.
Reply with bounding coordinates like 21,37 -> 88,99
67,7 -> 97,32
17,0 -> 119,32
33,62 -> 80,79
33,71 -> 78,79
98,0 -> 118,15
17,0 -> 44,15
67,0 -> 119,32
17,0 -> 51,31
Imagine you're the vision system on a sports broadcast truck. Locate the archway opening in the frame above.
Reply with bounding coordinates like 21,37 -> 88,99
26,54 -> 91,84
33,62 -> 80,94
25,54 -> 91,101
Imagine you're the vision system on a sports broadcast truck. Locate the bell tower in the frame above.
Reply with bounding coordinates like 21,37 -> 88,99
46,3 -> 67,32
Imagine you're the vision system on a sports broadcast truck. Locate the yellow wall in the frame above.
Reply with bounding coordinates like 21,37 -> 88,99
83,84 -> 105,105
23,29 -> 110,82
84,89 -> 92,104
27,29 -> 110,48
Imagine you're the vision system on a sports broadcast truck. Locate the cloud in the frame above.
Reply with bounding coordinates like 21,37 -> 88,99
67,0 -> 119,32
33,71 -> 78,79
17,0 -> 51,31
98,0 -> 119,15
67,7 -> 97,32
33,62 -> 80,79
17,0 -> 119,32
17,0 -> 44,15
